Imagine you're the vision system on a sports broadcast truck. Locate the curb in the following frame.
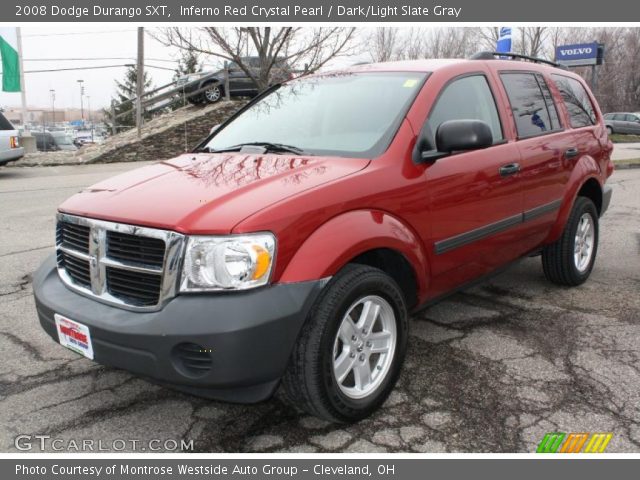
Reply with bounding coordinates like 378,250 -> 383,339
613,162 -> 640,170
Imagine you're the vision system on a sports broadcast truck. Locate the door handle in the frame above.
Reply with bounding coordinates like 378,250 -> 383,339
499,163 -> 521,177
565,147 -> 579,159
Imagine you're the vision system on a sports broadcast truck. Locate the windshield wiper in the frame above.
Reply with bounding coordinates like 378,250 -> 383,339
207,142 -> 307,155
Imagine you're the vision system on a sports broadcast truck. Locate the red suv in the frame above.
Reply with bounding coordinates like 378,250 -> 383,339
34,53 -> 613,422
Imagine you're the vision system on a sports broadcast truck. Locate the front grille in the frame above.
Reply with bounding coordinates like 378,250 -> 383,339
58,222 -> 90,253
106,267 -> 162,307
55,214 -> 185,311
58,251 -> 91,288
107,231 -> 165,267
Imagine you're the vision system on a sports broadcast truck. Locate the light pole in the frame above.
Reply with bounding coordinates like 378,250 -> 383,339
49,89 -> 55,129
77,79 -> 85,124
86,95 -> 93,142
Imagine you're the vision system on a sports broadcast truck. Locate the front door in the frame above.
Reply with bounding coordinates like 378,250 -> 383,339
420,74 -> 526,298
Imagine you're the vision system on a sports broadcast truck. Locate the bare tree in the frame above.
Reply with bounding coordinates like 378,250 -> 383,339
154,27 -> 357,92
477,27 -> 501,52
514,27 -> 549,58
368,28 -> 400,62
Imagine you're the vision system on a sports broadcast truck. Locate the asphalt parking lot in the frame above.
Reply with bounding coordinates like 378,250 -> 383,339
0,163 -> 639,453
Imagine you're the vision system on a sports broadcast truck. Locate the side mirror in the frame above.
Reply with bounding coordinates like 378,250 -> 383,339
209,124 -> 220,135
436,119 -> 494,153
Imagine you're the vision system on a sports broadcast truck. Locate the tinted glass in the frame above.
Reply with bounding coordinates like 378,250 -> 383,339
536,75 -> 561,130
551,74 -> 596,128
427,75 -> 503,144
500,73 -> 553,138
0,112 -> 15,130
614,114 -> 625,121
604,113 -> 614,120
206,72 -> 426,158
624,114 -> 637,122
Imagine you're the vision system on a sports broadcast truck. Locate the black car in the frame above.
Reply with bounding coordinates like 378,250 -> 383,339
34,132 -> 78,152
176,56 -> 292,104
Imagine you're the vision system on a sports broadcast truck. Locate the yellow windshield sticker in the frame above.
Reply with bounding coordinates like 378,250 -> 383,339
403,79 -> 419,88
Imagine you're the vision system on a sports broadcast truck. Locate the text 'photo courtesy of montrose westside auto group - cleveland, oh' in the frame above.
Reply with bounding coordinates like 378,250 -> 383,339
0,0 -> 640,478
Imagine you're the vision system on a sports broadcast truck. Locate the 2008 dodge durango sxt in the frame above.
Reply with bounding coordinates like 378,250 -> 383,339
34,53 -> 614,422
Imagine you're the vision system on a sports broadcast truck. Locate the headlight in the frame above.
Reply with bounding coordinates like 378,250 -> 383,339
180,233 -> 276,291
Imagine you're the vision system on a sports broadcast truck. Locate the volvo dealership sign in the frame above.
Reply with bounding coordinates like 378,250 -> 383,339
555,42 -> 604,67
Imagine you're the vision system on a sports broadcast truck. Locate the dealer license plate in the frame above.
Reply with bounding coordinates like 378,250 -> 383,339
54,314 -> 94,360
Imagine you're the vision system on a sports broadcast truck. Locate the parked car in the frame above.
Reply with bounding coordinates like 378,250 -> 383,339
34,131 -> 78,152
0,112 -> 24,166
604,112 -> 640,135
176,56 -> 292,104
34,54 -> 614,422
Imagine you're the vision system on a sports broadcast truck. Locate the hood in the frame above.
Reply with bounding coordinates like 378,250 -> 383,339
59,153 -> 370,234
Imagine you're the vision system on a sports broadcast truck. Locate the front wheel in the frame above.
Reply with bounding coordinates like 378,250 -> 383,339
282,264 -> 408,423
542,196 -> 599,286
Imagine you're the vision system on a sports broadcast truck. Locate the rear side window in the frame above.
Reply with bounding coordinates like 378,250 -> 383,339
0,112 -> 15,130
427,75 -> 503,144
500,73 -> 558,138
551,74 -> 597,128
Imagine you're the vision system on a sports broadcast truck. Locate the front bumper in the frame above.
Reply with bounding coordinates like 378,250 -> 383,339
33,254 -> 327,403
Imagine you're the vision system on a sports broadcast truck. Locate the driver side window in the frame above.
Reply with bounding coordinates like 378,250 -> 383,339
427,75 -> 504,148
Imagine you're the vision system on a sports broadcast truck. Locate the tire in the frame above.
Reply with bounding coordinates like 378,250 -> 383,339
606,126 -> 613,135
282,264 -> 408,423
202,82 -> 223,104
542,196 -> 599,286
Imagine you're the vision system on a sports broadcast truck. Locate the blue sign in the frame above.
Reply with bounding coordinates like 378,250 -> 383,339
555,42 -> 601,66
496,27 -> 512,54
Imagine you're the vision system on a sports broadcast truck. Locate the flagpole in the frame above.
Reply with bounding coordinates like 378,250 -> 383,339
15,27 -> 28,132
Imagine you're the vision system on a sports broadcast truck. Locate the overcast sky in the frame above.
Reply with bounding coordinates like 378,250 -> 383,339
0,27 -> 367,111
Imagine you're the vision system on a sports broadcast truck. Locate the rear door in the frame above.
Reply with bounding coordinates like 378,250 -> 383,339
422,72 -> 526,296
496,71 -> 570,249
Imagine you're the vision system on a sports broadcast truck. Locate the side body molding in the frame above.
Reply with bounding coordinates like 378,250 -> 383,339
279,210 -> 429,300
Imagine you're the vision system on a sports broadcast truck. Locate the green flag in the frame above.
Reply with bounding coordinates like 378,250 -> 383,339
0,27 -> 21,92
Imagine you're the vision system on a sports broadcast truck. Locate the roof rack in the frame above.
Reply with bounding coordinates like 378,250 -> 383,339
470,51 -> 567,69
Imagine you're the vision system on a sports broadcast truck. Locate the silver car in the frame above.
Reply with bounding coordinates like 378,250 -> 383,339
604,112 -> 640,135
0,112 -> 24,166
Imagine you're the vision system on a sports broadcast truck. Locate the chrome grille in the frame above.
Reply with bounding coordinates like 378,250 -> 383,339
58,222 -> 90,254
58,251 -> 91,288
106,267 -> 162,307
107,231 -> 165,267
55,213 -> 186,312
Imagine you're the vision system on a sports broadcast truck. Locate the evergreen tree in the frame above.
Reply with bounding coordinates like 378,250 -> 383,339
105,65 -> 153,132
174,49 -> 202,80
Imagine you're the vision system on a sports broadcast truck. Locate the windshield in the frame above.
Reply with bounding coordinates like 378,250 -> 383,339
204,72 -> 427,158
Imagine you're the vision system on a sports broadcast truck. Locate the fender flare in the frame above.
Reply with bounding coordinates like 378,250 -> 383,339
547,155 -> 602,243
279,210 -> 429,298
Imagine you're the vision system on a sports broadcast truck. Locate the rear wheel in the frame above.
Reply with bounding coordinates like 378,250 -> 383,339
606,126 -> 613,135
542,196 -> 599,286
282,264 -> 408,423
